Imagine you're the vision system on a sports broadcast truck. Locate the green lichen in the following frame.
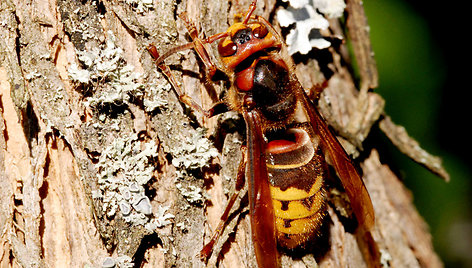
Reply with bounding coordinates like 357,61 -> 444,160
94,134 -> 158,226
68,31 -> 144,108
170,127 -> 218,172
102,255 -> 134,268
143,77 -> 170,112
124,0 -> 153,14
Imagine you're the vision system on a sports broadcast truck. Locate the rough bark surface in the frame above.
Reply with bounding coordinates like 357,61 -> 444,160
0,0 -> 447,267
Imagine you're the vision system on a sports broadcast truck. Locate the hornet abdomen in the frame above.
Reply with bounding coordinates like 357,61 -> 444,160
266,127 -> 327,249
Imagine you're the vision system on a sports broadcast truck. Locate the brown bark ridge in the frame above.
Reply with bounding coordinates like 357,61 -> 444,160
0,0 -> 448,267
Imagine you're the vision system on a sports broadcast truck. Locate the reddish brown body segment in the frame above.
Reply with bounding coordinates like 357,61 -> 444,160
244,111 -> 279,267
149,1 -> 375,267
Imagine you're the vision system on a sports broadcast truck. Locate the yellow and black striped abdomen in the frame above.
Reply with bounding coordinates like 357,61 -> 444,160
266,128 -> 327,249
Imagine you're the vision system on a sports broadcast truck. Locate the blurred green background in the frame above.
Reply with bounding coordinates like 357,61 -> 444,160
363,0 -> 472,267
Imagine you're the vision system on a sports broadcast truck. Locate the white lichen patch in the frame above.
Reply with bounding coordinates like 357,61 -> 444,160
24,70 -> 42,80
123,0 -> 154,14
170,127 -> 219,172
158,124 -> 217,204
170,126 -> 218,203
313,0 -> 346,18
102,255 -> 134,268
95,134 -> 159,226
146,205 -> 175,231
380,249 -> 392,267
124,0 -> 154,14
68,31 -> 144,108
277,0 -> 346,55
143,76 -> 171,112
175,183 -> 205,204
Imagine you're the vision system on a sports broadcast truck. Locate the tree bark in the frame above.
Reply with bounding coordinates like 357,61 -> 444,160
0,0 -> 447,267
